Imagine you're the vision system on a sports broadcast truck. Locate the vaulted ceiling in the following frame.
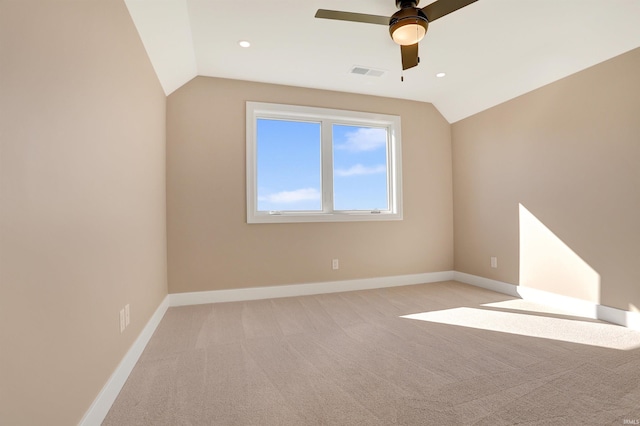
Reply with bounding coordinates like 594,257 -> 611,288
125,0 -> 640,122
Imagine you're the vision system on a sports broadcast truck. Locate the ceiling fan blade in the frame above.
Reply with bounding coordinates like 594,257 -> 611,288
315,9 -> 389,26
401,43 -> 419,71
422,0 -> 477,22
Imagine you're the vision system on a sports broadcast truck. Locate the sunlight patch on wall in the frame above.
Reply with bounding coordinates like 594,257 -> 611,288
519,203 -> 600,303
401,306 -> 640,350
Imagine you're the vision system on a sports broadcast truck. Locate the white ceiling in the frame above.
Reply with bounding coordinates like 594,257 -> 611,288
125,0 -> 640,123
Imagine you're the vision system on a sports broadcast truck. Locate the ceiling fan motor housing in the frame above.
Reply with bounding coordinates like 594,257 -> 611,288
396,0 -> 420,8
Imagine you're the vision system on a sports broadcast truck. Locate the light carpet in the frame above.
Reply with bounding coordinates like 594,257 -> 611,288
104,280 -> 640,425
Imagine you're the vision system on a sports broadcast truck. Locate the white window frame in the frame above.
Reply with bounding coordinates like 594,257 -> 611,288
246,101 -> 403,224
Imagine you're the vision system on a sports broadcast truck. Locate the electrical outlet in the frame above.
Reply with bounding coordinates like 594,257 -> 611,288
332,259 -> 339,270
125,304 -> 130,327
119,309 -> 125,333
491,257 -> 498,268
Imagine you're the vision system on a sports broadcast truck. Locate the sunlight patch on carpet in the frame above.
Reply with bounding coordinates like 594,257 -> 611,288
401,306 -> 640,350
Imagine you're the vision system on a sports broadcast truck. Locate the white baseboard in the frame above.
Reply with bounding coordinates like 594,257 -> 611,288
597,304 -> 640,330
169,271 -> 455,306
79,295 -> 170,426
452,271 -> 520,297
515,285 -> 600,319
453,271 -> 640,331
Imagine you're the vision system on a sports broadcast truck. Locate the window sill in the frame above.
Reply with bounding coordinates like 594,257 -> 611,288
247,212 -> 403,224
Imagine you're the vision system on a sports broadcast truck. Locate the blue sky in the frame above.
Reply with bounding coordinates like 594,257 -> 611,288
256,119 -> 388,212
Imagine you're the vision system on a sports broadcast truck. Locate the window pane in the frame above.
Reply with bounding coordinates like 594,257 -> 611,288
332,125 -> 389,211
256,119 -> 322,211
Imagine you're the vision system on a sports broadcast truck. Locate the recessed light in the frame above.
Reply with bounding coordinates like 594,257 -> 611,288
436,72 -> 446,78
238,40 -> 251,48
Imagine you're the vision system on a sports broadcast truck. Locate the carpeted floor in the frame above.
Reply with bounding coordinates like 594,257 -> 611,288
104,280 -> 640,425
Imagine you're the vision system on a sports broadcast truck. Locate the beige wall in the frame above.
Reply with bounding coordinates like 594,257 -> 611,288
0,1 -> 167,425
167,77 -> 453,293
452,47 -> 640,311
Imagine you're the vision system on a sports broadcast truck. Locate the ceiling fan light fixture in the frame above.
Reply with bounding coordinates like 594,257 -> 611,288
391,21 -> 427,45
389,8 -> 428,46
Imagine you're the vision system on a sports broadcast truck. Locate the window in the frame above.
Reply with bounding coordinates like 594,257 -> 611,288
246,102 -> 402,223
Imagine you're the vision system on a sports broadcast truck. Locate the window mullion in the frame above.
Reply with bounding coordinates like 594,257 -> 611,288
321,121 -> 334,214
389,125 -> 401,215
386,125 -> 393,213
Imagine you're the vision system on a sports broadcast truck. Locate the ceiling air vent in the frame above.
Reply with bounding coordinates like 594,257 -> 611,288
350,66 -> 386,77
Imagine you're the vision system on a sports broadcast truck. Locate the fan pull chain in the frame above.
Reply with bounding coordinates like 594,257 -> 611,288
415,22 -> 420,65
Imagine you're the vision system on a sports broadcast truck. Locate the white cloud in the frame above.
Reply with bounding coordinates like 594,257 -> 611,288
334,164 -> 386,177
335,127 -> 387,152
258,187 -> 321,203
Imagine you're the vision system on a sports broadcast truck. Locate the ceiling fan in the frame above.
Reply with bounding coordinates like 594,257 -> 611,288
315,0 -> 478,71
